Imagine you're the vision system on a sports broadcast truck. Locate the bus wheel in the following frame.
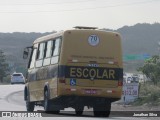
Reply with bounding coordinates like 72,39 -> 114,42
93,104 -> 111,117
44,90 -> 60,114
102,103 -> 111,117
44,90 -> 51,112
26,94 -> 35,112
93,107 -> 101,117
75,106 -> 84,116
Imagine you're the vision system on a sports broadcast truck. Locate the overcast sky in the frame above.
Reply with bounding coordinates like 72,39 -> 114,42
0,0 -> 160,32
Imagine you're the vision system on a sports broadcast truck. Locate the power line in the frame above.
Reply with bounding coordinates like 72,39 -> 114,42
0,0 -> 159,13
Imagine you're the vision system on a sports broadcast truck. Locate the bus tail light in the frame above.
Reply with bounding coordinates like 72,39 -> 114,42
59,78 -> 66,83
68,59 -> 78,63
107,90 -> 116,93
66,88 -> 77,92
107,61 -> 118,65
118,70 -> 123,86
118,81 -> 123,86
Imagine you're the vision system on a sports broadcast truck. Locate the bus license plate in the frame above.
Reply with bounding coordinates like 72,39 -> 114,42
84,89 -> 97,94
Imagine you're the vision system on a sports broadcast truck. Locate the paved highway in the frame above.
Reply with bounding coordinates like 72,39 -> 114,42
0,84 -> 150,120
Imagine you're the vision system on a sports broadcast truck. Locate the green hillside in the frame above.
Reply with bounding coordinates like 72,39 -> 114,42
0,23 -> 160,73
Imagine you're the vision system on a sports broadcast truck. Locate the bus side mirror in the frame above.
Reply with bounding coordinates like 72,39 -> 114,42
23,48 -> 29,59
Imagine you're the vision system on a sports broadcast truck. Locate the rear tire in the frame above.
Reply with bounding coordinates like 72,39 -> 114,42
93,103 -> 111,117
75,106 -> 84,116
44,90 -> 60,114
93,106 -> 101,117
44,90 -> 51,112
26,93 -> 35,112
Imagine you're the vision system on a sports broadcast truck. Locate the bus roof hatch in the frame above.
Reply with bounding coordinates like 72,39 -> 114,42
74,26 -> 98,30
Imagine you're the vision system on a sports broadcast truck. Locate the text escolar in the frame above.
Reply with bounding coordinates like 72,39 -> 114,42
70,67 -> 115,79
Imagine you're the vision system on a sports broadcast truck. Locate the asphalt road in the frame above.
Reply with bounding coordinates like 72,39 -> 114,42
0,84 -> 149,120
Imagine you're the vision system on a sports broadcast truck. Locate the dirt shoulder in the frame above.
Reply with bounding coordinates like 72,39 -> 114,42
112,102 -> 160,111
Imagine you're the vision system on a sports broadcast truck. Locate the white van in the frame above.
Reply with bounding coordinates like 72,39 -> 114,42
11,73 -> 25,84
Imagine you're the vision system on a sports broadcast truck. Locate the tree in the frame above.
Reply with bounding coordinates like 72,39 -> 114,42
138,55 -> 160,85
0,50 -> 9,83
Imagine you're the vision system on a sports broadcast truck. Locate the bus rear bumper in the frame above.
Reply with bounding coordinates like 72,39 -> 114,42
50,95 -> 120,109
57,85 -> 122,100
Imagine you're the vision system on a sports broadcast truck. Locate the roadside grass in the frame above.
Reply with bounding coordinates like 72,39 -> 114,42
132,82 -> 160,106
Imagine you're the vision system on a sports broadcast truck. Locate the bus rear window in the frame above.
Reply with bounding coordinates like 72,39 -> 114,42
13,74 -> 22,76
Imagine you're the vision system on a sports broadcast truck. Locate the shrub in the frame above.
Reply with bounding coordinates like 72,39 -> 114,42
133,82 -> 160,106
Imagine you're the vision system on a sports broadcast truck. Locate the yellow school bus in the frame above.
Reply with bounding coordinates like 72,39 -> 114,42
23,26 -> 123,117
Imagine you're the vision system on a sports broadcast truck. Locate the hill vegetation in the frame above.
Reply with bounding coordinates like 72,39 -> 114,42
118,23 -> 160,55
0,23 -> 160,74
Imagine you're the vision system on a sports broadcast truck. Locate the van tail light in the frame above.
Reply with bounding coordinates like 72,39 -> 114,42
59,78 -> 66,84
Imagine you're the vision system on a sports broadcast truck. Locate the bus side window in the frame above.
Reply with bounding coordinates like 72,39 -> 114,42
51,38 -> 61,64
29,44 -> 38,69
43,40 -> 53,66
36,43 -> 45,67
